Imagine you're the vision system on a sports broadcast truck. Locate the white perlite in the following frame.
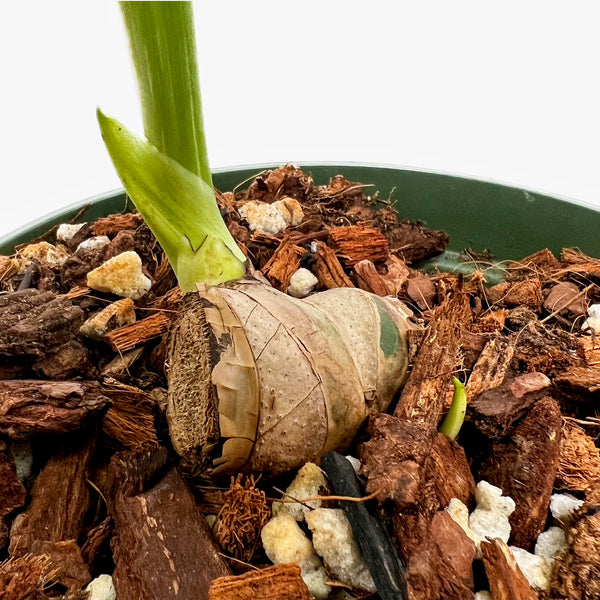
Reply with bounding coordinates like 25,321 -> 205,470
238,197 -> 304,236
468,481 -> 515,552
550,492 -> 584,524
582,303 -> 600,334
86,251 -> 151,299
261,513 -> 330,599
17,241 -> 69,271
446,497 -> 479,548
77,235 -> 111,252
535,526 -> 567,561
272,462 -> 327,521
509,546 -> 552,592
57,222 -> 86,242
85,574 -> 116,600
287,268 -> 319,298
305,508 -> 376,593
474,592 -> 494,600
508,527 -> 567,592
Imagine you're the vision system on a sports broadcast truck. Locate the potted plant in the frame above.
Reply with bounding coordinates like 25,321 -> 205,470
1,3 -> 600,600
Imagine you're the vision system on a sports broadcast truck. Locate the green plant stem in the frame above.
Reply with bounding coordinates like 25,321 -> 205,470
439,377 -> 467,440
120,1 -> 212,186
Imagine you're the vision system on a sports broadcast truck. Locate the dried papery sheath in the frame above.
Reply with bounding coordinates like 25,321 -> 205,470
167,282 -> 415,476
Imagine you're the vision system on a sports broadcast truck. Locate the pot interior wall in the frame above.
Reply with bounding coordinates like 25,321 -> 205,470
2,164 -> 599,268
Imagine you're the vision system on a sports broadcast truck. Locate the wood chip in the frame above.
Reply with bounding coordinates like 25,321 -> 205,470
543,282 -> 588,317
475,396 -> 562,549
481,538 -> 537,600
208,564 -> 312,600
329,224 -> 390,265
111,467 -> 231,600
465,335 -> 516,400
469,372 -> 551,439
385,221 -> 450,264
9,435 -> 94,557
105,311 -> 171,353
0,380 -> 109,439
487,279 -> 543,309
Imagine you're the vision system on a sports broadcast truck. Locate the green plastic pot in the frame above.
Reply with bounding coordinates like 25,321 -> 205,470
2,163 -> 599,275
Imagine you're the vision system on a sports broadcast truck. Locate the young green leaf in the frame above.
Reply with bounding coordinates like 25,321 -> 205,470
97,109 -> 246,292
439,376 -> 467,440
120,1 -> 212,185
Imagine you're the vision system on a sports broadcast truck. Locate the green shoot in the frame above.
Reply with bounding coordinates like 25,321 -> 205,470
97,1 -> 246,291
439,377 -> 467,440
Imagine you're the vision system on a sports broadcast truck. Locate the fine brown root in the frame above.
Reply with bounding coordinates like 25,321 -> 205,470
216,474 -> 271,562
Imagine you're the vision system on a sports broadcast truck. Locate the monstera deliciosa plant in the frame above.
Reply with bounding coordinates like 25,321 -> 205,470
100,1 -> 417,477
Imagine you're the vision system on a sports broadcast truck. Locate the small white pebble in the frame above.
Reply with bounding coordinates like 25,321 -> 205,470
86,251 -> 151,299
474,592 -> 494,600
287,268 -> 319,298
534,526 -> 567,561
509,546 -> 552,591
76,235 -> 111,252
305,508 -> 376,593
261,513 -> 330,599
550,492 -> 584,524
85,574 -> 116,600
57,222 -> 86,242
273,462 -> 327,521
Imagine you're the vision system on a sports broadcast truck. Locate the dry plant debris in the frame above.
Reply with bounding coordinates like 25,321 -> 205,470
556,420 -> 600,491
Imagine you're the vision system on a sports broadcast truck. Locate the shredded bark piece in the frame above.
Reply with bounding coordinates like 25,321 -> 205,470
550,480 -> 600,599
406,273 -> 437,311
481,538 -> 537,600
329,224 -> 390,266
261,238 -> 305,291
101,379 -> 158,451
385,221 -> 450,264
311,241 -> 354,288
208,563 -> 311,600
556,420 -> 600,491
92,212 -> 144,237
395,283 -> 472,427
0,553 -> 56,600
105,311 -> 171,353
216,475 -> 271,562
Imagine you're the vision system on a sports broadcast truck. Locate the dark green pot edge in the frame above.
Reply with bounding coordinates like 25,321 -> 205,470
2,163 -> 598,277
